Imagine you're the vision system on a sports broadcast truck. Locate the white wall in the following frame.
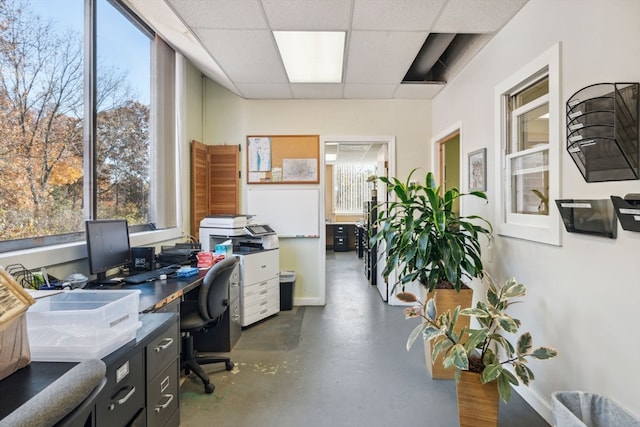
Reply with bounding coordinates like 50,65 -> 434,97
432,0 -> 640,422
203,82 -> 431,305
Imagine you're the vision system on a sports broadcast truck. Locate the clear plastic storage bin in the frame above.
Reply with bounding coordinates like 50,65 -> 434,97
26,290 -> 141,362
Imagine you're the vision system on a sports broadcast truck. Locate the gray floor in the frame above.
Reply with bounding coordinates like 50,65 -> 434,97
179,251 -> 550,426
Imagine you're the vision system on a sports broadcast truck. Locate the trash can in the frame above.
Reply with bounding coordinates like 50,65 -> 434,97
279,271 -> 296,311
552,391 -> 640,427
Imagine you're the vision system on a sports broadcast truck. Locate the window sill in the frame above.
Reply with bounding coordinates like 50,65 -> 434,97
0,227 -> 182,270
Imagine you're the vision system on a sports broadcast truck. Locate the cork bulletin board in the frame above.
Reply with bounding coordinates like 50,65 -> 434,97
246,135 -> 320,184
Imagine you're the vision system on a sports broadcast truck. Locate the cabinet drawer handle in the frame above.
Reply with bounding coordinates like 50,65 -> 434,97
154,337 -> 174,352
110,386 -> 136,407
154,394 -> 174,413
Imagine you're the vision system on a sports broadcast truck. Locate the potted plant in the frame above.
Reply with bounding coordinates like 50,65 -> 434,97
399,274 -> 558,427
370,169 -> 492,378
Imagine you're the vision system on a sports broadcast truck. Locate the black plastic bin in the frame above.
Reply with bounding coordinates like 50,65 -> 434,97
279,271 -> 296,311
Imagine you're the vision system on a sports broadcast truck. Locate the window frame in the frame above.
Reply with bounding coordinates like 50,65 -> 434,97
0,0 -> 182,266
494,43 -> 562,246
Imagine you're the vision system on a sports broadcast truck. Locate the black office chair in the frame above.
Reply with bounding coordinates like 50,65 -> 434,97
180,256 -> 238,394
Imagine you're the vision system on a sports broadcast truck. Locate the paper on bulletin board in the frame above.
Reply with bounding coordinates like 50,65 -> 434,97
282,158 -> 317,182
248,136 -> 271,172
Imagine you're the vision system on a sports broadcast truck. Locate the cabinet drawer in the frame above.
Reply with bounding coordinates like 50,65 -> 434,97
241,298 -> 280,326
97,350 -> 145,427
146,321 -> 179,380
242,277 -> 279,306
239,250 -> 279,284
147,358 -> 179,427
334,225 -> 348,236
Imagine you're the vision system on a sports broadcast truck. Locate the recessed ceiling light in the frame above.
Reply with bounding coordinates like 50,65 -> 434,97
273,31 -> 345,83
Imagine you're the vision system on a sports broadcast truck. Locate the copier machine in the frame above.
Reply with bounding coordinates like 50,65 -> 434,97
198,214 -> 279,253
199,214 -> 281,328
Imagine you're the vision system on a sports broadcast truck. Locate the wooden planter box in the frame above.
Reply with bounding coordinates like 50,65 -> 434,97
456,370 -> 499,427
423,286 -> 473,379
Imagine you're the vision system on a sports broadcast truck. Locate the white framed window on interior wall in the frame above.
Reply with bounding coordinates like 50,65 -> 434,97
494,43 -> 561,246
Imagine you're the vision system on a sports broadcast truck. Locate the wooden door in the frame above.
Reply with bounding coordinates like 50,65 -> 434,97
190,141 -> 239,239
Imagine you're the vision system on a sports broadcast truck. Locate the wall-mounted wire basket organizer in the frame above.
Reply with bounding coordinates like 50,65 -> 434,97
566,82 -> 639,182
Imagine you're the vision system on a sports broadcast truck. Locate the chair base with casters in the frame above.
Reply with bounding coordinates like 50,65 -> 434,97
179,256 -> 239,394
180,331 -> 234,394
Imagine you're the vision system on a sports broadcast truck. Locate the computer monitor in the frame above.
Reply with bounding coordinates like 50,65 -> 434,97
85,219 -> 131,284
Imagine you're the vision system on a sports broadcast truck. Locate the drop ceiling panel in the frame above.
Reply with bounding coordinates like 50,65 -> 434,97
197,29 -> 287,83
236,83 -> 292,99
432,0 -> 529,33
394,83 -> 445,99
291,84 -> 345,99
352,0 -> 446,31
166,0 -> 267,29
344,84 -> 398,99
262,0 -> 352,30
346,31 -> 428,84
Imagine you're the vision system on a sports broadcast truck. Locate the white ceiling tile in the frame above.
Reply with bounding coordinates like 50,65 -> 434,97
393,82 -> 444,99
166,0 -> 267,29
346,31 -> 427,84
291,83 -> 344,99
343,84 -> 398,99
197,29 -> 288,83
236,83 -> 293,99
432,0 -> 529,33
352,0 -> 446,31
261,0 -> 353,30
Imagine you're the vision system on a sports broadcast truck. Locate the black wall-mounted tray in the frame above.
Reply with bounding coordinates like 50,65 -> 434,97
555,199 -> 617,238
610,194 -> 640,232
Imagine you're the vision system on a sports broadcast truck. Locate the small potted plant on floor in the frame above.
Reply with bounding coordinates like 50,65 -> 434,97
370,169 -> 492,378
399,274 -> 558,427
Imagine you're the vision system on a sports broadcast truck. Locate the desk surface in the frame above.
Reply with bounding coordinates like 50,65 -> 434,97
86,269 -> 206,312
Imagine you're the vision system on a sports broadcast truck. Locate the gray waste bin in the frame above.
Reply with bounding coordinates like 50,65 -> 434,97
279,271 -> 296,310
552,391 -> 640,427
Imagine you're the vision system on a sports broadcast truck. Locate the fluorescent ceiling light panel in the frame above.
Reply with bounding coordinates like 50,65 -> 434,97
273,31 -> 345,83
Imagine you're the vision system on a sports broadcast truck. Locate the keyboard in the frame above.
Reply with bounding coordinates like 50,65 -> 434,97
123,265 -> 180,284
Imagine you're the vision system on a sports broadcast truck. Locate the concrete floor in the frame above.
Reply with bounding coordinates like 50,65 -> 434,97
179,251 -> 550,427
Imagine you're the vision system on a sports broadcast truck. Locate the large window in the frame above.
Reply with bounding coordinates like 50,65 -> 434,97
334,163 -> 376,214
495,44 -> 561,245
0,0 -> 175,252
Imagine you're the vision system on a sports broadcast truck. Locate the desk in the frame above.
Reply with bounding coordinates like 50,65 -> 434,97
0,313 -> 178,425
0,272 -> 205,426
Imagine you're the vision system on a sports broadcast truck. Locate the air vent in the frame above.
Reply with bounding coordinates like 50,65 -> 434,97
403,33 -> 485,83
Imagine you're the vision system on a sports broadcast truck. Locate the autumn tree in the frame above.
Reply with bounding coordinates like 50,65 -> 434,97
0,0 -> 150,241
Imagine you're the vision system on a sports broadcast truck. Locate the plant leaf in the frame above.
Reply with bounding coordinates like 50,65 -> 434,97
446,344 -> 469,370
530,346 -> 558,360
497,373 -> 513,403
425,297 -> 437,320
406,322 -> 427,351
481,362 -> 503,383
517,332 -> 532,356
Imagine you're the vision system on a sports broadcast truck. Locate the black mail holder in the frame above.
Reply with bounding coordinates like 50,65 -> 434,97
555,199 -> 617,239
566,83 -> 639,182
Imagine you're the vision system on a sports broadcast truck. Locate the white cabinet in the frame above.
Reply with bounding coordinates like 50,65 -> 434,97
236,250 -> 279,327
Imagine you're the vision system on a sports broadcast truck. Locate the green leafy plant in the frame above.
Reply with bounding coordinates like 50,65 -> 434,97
399,274 -> 558,402
371,169 -> 493,292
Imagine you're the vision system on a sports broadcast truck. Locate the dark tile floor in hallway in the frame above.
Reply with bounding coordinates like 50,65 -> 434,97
179,251 -> 550,426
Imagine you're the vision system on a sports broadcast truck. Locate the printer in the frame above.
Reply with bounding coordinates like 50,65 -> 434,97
199,214 -> 279,252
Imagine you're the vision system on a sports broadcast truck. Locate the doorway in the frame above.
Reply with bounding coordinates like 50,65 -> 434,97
320,136 -> 396,304
438,131 -> 461,216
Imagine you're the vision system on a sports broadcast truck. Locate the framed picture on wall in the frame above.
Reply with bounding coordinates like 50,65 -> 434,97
468,148 -> 487,192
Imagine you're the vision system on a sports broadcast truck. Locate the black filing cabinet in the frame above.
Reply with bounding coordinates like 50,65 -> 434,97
96,348 -> 146,427
146,321 -> 180,427
193,263 -> 241,351
333,224 -> 349,252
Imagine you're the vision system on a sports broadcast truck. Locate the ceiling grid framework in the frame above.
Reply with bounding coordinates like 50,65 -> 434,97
126,0 -> 528,100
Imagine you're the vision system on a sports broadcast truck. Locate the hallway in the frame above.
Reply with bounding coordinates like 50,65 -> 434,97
179,251 -> 549,426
